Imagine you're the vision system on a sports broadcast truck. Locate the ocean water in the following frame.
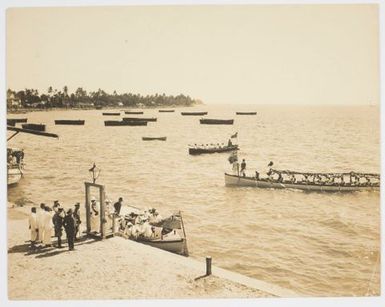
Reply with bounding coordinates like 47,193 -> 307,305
7,105 -> 380,297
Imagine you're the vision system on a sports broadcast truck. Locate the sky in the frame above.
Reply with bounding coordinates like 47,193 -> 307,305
6,4 -> 380,105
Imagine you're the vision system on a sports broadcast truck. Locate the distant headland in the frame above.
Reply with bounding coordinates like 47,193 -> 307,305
7,87 -> 203,111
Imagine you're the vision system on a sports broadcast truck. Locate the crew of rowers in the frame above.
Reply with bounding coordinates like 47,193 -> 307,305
234,159 -> 379,186
118,208 -> 165,240
7,148 -> 24,165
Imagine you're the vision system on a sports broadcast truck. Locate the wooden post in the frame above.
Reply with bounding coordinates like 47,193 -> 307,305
100,186 -> 106,239
206,256 -> 212,276
85,184 -> 91,234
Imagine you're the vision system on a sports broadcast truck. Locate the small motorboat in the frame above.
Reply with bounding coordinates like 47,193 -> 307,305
181,111 -> 208,116
142,137 -> 167,141
55,120 -> 85,125
104,120 -> 147,126
200,118 -> 234,125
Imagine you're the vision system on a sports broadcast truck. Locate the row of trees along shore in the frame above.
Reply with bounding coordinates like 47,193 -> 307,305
7,87 -> 202,109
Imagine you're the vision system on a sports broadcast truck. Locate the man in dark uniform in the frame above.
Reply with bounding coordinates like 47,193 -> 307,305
114,197 -> 123,215
63,209 -> 76,251
52,207 -> 65,248
240,159 -> 246,177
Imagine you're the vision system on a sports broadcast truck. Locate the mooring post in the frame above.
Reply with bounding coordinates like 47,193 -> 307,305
206,256 -> 212,276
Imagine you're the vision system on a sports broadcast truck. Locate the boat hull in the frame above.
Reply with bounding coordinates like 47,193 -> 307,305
200,119 -> 234,125
124,111 -> 144,114
102,112 -> 121,116
189,145 -> 238,155
104,120 -> 147,126
142,137 -> 167,141
21,124 -> 46,131
138,238 -> 188,256
123,117 -> 157,122
236,112 -> 257,115
55,120 -> 85,125
224,173 -> 380,192
8,166 -> 22,186
159,110 -> 175,113
181,112 -> 207,116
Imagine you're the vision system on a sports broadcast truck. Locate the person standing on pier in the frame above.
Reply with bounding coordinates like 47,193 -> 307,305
114,197 -> 123,215
63,209 -> 76,251
42,206 -> 54,247
73,203 -> 81,240
28,207 -> 38,248
53,208 -> 65,248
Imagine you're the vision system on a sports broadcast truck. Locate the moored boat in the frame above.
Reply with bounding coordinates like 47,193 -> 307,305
55,120 -> 85,125
159,109 -> 175,113
123,117 -> 157,122
21,123 -> 46,131
189,144 -> 239,155
236,112 -> 257,115
224,172 -> 380,192
181,111 -> 208,116
7,118 -> 28,126
104,120 -> 147,126
124,111 -> 144,114
200,118 -> 234,125
142,137 -> 167,141
102,112 -> 121,116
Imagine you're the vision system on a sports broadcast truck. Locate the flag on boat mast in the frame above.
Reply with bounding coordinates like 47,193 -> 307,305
230,132 -> 238,138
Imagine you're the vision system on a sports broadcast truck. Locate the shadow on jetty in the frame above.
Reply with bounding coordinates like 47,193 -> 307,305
8,235 -> 100,258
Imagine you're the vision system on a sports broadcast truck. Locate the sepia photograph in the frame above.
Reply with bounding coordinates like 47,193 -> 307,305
1,1 -> 383,306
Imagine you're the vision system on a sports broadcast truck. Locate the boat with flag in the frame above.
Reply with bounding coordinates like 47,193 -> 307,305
225,164 -> 380,192
189,132 -> 239,155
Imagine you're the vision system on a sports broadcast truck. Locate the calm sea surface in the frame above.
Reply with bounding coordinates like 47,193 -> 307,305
7,105 -> 380,297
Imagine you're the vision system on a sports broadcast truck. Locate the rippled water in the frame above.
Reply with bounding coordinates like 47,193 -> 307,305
7,105 -> 380,297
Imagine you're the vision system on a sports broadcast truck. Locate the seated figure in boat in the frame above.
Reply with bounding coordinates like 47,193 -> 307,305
228,139 -> 232,147
276,172 -> 283,183
255,171 -> 260,180
290,174 -> 297,183
340,175 -> 346,186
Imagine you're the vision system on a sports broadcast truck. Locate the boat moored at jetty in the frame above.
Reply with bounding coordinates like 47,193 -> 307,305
21,123 -> 46,131
200,118 -> 234,125
189,144 -> 238,155
55,120 -> 85,125
181,111 -> 208,116
102,112 -> 121,116
123,117 -> 157,122
104,120 -> 148,126
142,137 -> 167,141
224,170 -> 380,192
236,112 -> 257,115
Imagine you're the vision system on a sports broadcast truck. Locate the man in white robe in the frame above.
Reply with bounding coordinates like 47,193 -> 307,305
36,203 -> 46,243
42,207 -> 54,246
28,207 -> 38,247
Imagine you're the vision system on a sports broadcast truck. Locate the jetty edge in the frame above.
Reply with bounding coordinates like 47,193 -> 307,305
8,204 -> 297,299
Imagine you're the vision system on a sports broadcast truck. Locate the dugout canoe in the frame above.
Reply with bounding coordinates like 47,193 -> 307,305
200,118 -> 234,125
123,117 -> 157,122
104,120 -> 147,126
54,120 -> 85,125
124,111 -> 144,114
102,112 -> 121,116
236,112 -> 257,115
189,144 -> 238,155
21,123 -> 46,132
142,137 -> 167,141
181,111 -> 208,116
224,173 -> 380,192
159,109 -> 175,113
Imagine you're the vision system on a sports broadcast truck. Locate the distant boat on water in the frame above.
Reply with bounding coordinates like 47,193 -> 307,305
159,109 -> 175,113
200,118 -> 234,125
21,123 -> 46,131
7,118 -> 28,126
125,111 -> 144,114
236,112 -> 257,115
181,111 -> 208,116
104,120 -> 147,126
123,117 -> 157,122
189,144 -> 238,155
142,137 -> 167,141
102,112 -> 121,116
55,120 -> 85,125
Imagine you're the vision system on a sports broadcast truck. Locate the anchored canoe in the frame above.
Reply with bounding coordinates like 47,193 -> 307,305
125,111 -> 144,114
102,112 -> 120,116
123,117 -> 157,122
236,112 -> 257,115
21,123 -> 46,132
55,120 -> 85,125
189,144 -> 238,155
142,137 -> 167,141
104,120 -> 147,126
181,112 -> 208,116
224,173 -> 380,192
200,118 -> 234,125
159,109 -> 175,113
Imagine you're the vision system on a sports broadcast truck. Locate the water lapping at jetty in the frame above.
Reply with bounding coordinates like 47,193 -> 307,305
7,105 -> 380,296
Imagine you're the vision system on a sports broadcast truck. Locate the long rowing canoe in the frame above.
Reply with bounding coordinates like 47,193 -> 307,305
104,120 -> 147,126
224,173 -> 380,192
159,109 -> 175,113
102,112 -> 121,116
200,118 -> 234,125
123,117 -> 157,122
124,111 -> 144,114
55,120 -> 85,125
236,112 -> 257,115
142,137 -> 167,141
181,112 -> 208,116
189,144 -> 238,155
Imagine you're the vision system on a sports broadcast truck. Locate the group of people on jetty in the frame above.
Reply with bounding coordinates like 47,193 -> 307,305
230,158 -> 379,187
28,201 -> 81,251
